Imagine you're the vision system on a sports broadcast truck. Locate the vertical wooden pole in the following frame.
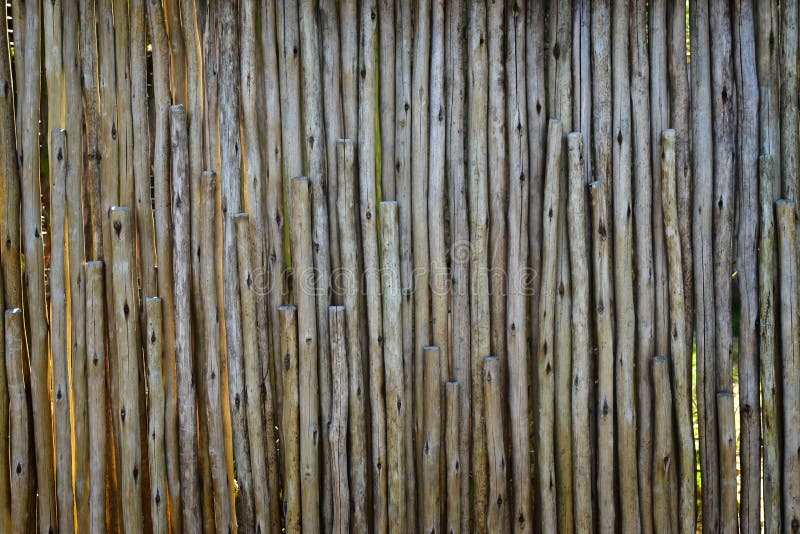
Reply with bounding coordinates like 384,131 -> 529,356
19,1 -> 57,529
487,0 -> 506,356
0,299 -> 10,531
329,306 -> 350,534
108,207 -> 144,534
690,1 -> 718,528
756,1 -> 781,199
336,139 -> 369,532
781,0 -> 798,198
10,0 -> 25,143
411,0 -> 432,494
277,0 -> 302,183
199,171 -> 233,533
164,0 -> 185,104
717,389 -> 738,533
289,177 -> 321,533
51,129 -> 76,534
379,0 -> 395,199
759,155 -> 780,533
536,120 -> 562,533
340,0 -> 359,138
589,180 -> 616,533
280,304 -> 301,533
359,0 -> 388,528
651,356 -> 674,534
777,200 -> 800,529
566,132 -> 592,532
445,2 -> 470,527
421,346 -> 442,533
484,356 -> 509,533
572,0 -> 592,188
144,298 -> 169,534
733,4 -> 761,531
445,381 -> 461,534
467,2 -> 490,529
233,212 -> 272,533
64,1 -> 88,529
380,201 -> 407,532
395,0 -> 416,525
169,103 -> 202,529
5,308 -> 30,530
85,262 -> 107,533
661,129 -> 697,534
43,0 -> 63,131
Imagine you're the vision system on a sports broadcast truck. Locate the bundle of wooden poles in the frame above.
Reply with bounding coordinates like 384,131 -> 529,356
0,0 -> 797,532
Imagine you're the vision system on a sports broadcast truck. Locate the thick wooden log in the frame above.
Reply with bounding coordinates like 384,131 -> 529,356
589,180 -> 616,533
651,356 -> 674,534
198,171 -> 233,533
50,130 -> 76,533
169,103 -> 202,529
445,381 -> 461,534
759,155 -> 780,533
19,1 -> 57,528
289,177 -> 321,533
108,207 -> 144,534
777,199 -> 800,529
144,298 -> 169,534
233,212 -> 271,533
280,305 -> 301,533
329,306 -> 350,534
536,120 -> 562,532
661,129 -> 697,534
336,139 -> 369,532
84,262 -> 107,533
380,201 -> 407,532
421,346 -> 442,533
566,132 -> 592,532
483,356 -> 509,533
5,308 -> 30,530
467,2 -> 490,529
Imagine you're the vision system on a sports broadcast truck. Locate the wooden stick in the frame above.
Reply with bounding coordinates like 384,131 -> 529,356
487,0 -> 506,356
781,0 -> 798,198
756,1 -> 781,199
169,103 -> 202,529
380,201 -> 407,532
379,0 -> 395,199
198,171 -> 233,532
84,262 -> 107,533
201,1 -> 218,174
289,177 -> 321,533
412,0 -> 432,482
164,0 -> 186,104
359,1 -> 389,529
146,8 -> 182,529
777,199 -> 800,529
329,306 -> 350,534
218,3 -> 253,529
280,304 -> 301,533
340,0 -> 358,138
717,389 -> 738,533
661,129 -> 697,534
19,1 -> 57,528
629,3 -> 655,526
733,5 -> 761,532
421,346 -> 442,533
233,212 -> 271,533
505,3 -> 532,531
395,0 -> 416,525
445,4 -> 469,528
566,132 -> 592,532
50,129 -> 76,533
536,120 -> 562,533
484,356 -> 509,533
63,1 -> 89,528
336,139 -> 369,532
0,0 -> 21,311
108,207 -> 144,533
277,0 -> 302,183
651,356 -> 674,534
144,298 -> 169,534
445,381 -> 461,534
0,296 -> 10,530
467,2 -> 490,528
299,4 -> 333,527
5,309 -> 30,530
10,0 -> 25,140
572,0 -> 592,188
690,1 -> 719,528
759,155 -> 780,533
43,0 -> 63,131
589,180 -> 616,533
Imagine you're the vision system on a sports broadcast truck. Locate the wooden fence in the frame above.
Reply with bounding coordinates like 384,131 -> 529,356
0,0 -> 794,532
